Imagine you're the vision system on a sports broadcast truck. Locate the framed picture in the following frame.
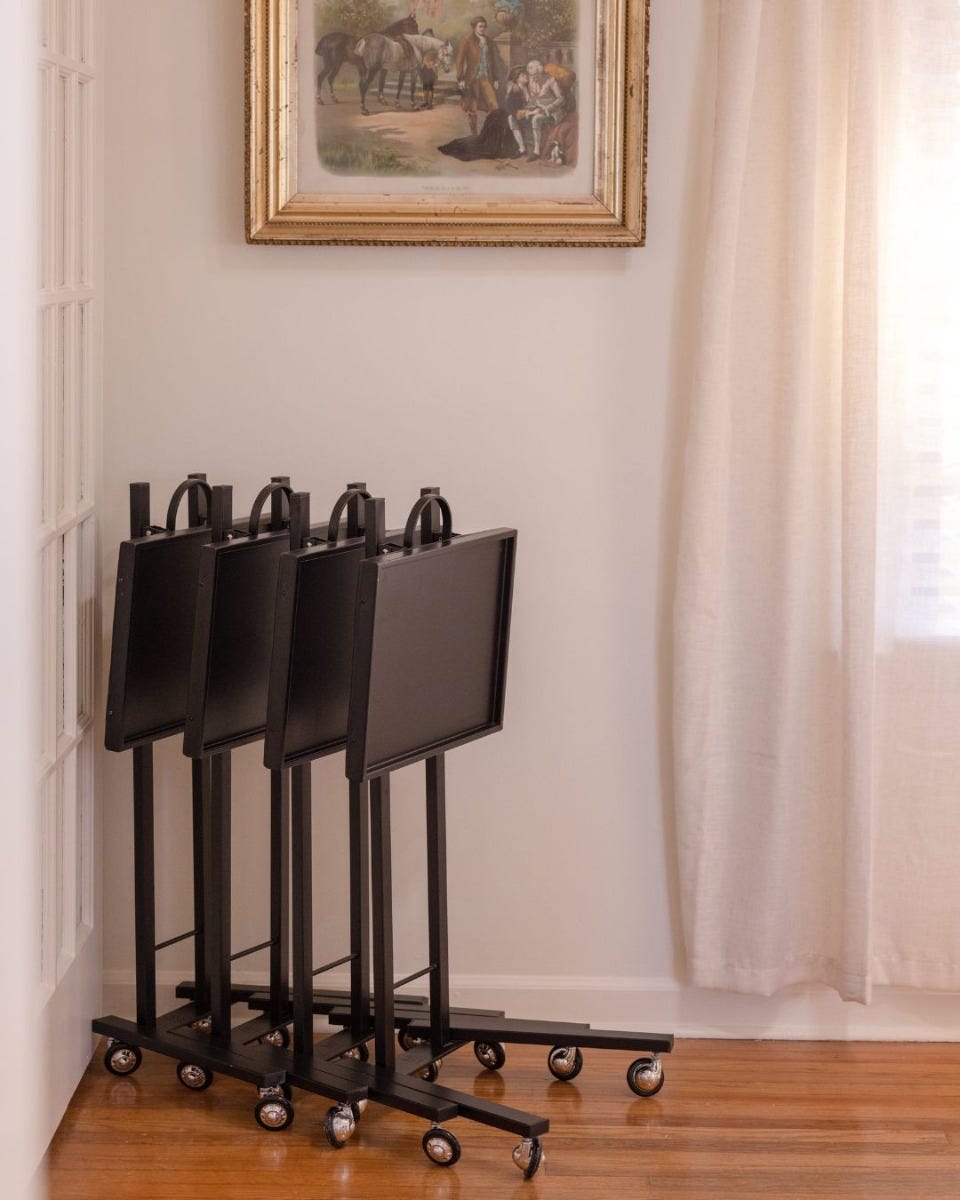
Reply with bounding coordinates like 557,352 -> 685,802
246,0 -> 649,246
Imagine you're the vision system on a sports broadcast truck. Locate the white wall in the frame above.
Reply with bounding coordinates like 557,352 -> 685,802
101,0 -> 960,1041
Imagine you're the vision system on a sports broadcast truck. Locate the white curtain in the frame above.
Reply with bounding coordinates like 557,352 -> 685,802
674,0 -> 960,1003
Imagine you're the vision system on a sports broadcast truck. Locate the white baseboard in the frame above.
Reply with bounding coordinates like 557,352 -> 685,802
101,969 -> 960,1041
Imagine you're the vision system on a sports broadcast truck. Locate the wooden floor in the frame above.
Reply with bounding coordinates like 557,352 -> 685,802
46,1038 -> 960,1199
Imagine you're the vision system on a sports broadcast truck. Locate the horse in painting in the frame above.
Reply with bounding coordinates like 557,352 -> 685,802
315,16 -> 418,104
355,32 -> 453,114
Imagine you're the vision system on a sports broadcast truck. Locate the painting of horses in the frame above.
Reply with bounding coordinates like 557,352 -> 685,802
247,0 -> 649,245
302,0 -> 587,189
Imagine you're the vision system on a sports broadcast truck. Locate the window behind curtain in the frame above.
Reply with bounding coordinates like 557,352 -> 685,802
884,1 -> 960,640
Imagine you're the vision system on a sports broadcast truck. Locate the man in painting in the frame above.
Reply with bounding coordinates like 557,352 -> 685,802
520,59 -> 566,160
456,16 -> 506,136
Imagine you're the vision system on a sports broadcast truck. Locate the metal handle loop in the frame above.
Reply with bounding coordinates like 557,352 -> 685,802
165,478 -> 213,531
248,482 -> 294,537
403,493 -> 452,549
327,487 -> 371,544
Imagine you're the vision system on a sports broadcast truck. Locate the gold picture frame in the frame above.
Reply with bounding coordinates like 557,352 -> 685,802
246,0 -> 649,246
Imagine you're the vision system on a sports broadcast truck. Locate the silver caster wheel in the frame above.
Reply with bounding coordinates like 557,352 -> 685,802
340,1042 -> 369,1063
254,1088 -> 294,1131
323,1104 -> 356,1149
104,1040 -> 142,1077
513,1137 -> 545,1179
547,1046 -> 583,1082
176,1062 -> 213,1091
474,1041 -> 506,1071
190,1016 -> 213,1034
422,1126 -> 461,1167
419,1059 -> 442,1082
627,1055 -> 664,1098
261,1027 -> 290,1049
398,1026 -> 427,1052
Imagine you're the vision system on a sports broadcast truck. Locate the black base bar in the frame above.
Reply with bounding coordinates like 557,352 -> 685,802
397,1015 -> 673,1055
93,1015 -> 286,1088
281,1037 -> 547,1135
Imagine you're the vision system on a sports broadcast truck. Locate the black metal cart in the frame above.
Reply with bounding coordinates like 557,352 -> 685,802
331,491 -> 674,1170
175,479 -> 370,1136
92,477 -> 294,1111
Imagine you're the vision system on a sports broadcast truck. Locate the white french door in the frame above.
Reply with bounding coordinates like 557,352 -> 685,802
37,0 -> 102,1145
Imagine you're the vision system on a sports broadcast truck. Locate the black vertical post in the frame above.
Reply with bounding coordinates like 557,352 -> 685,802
187,471 -> 208,527
419,487 -> 450,1053
420,485 -> 440,544
370,774 -> 396,1070
346,481 -> 367,538
291,764 -> 313,1057
211,484 -> 232,543
132,743 -> 157,1030
204,752 -> 232,1043
191,758 -> 209,1013
129,482 -> 150,540
425,755 -> 450,1054
289,491 -> 310,552
270,475 -> 290,531
364,498 -> 386,560
269,769 -> 290,1027
349,779 -> 371,1038
202,484 -> 234,1042
189,476 -> 209,1008
130,482 -> 156,1030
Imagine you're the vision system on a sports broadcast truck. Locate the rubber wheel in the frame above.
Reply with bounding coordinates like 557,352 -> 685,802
104,1043 -> 142,1077
398,1026 -> 425,1053
340,1041 -> 370,1063
176,1061 -> 213,1091
547,1046 -> 583,1082
254,1095 -> 294,1131
422,1127 -> 461,1167
522,1138 -> 545,1179
474,1041 -> 506,1071
419,1060 -> 441,1082
323,1105 -> 355,1149
627,1057 -> 665,1098
262,1027 -> 290,1050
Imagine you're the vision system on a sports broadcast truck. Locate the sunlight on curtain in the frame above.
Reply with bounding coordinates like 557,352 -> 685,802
883,2 -> 960,641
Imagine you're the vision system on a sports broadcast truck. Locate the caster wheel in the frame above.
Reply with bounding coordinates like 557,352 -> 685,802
547,1046 -> 583,1082
474,1041 -> 506,1071
254,1095 -> 294,1131
627,1056 -> 664,1098
422,1126 -> 461,1167
513,1137 -> 545,1179
104,1042 -> 142,1077
398,1026 -> 426,1053
340,1042 -> 370,1063
262,1027 -> 290,1049
323,1104 -> 356,1149
419,1059 -> 442,1082
176,1062 -> 213,1091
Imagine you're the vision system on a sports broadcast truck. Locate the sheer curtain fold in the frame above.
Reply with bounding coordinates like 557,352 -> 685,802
675,0 -> 960,1003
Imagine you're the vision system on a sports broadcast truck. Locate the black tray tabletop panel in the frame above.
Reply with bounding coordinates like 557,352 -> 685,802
105,525 -> 215,751
346,529 -> 517,781
183,521 -> 329,758
264,537 -> 368,771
